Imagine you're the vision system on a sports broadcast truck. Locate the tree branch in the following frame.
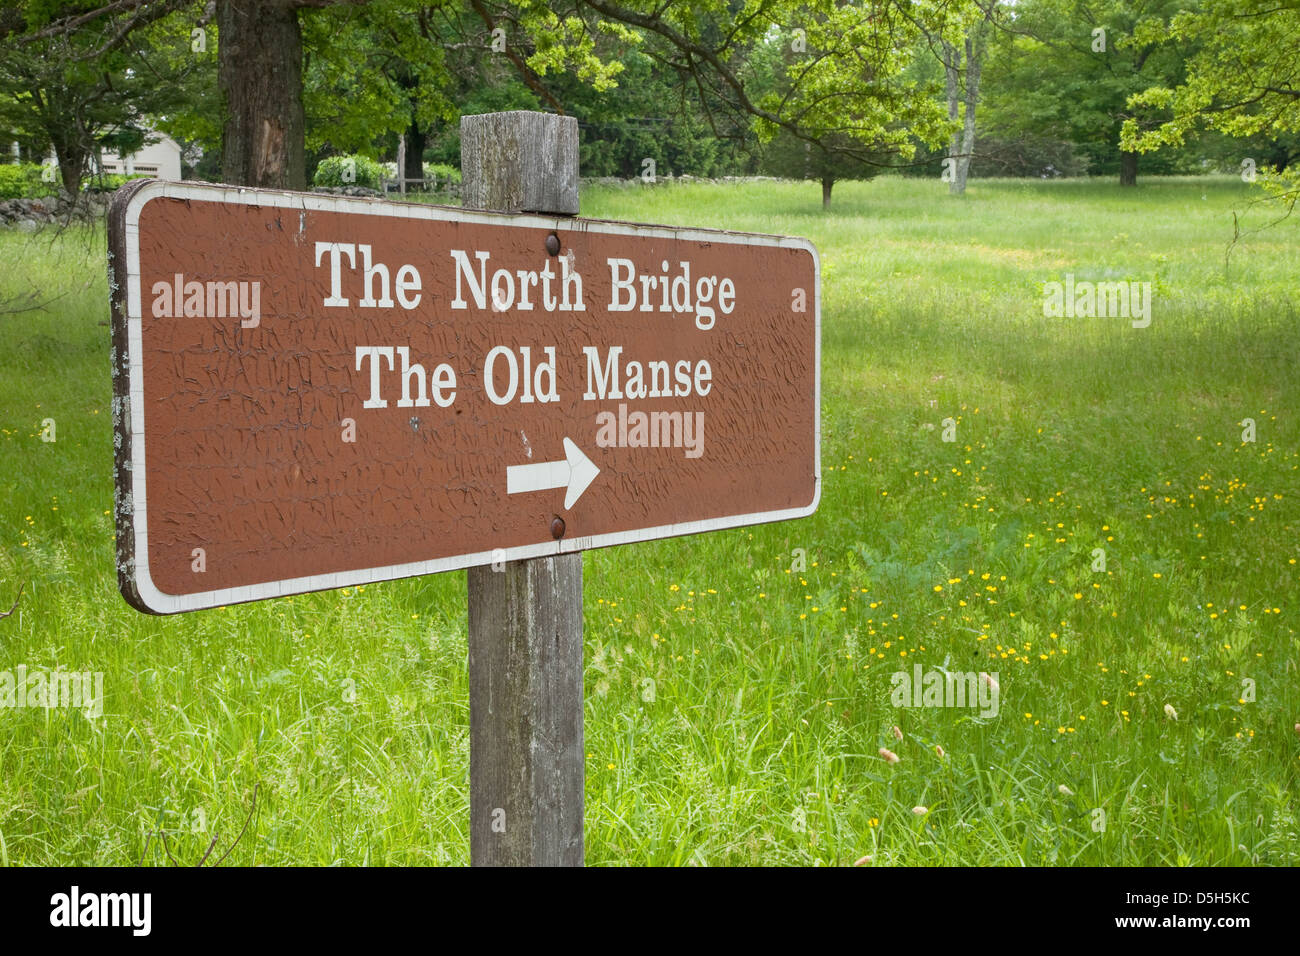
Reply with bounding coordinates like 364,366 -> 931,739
0,583 -> 24,620
468,0 -> 567,113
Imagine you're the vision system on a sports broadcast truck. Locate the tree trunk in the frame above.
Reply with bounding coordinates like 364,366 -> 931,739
1119,150 -> 1138,187
822,177 -> 833,208
404,115 -> 426,186
942,39 -> 961,193
955,25 -> 986,195
51,134 -> 86,196
944,15 -> 989,197
218,0 -> 306,189
953,38 -> 974,195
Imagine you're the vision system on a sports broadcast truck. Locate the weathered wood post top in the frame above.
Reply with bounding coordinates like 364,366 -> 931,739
460,110 -> 580,215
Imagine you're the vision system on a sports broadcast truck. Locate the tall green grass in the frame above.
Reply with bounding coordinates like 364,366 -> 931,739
1,175 -> 1297,865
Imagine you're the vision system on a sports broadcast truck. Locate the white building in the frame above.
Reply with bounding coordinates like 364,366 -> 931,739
98,132 -> 183,180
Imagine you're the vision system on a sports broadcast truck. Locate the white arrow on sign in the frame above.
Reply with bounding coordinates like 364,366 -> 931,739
506,437 -> 601,510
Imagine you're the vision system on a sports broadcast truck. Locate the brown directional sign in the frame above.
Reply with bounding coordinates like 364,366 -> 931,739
108,180 -> 820,614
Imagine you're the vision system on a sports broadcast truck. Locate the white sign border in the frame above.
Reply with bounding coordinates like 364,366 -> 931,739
117,179 -> 821,614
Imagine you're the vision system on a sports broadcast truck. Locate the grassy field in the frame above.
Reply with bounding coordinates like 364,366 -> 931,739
1,175 -> 1297,866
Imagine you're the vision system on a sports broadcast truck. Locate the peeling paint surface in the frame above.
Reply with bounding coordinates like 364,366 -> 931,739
109,182 -> 819,613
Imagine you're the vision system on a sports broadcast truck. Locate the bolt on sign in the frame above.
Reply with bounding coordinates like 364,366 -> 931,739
108,180 -> 820,614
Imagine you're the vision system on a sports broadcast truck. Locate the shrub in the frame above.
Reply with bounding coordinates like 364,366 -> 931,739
313,154 -> 386,190
425,163 -> 460,186
0,163 -> 56,199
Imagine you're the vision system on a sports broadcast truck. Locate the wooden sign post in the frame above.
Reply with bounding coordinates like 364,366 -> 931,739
462,112 -> 584,867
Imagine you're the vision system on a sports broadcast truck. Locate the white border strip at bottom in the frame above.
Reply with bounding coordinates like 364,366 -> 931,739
133,497 -> 820,614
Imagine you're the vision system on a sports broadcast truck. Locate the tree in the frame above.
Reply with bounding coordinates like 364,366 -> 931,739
743,9 -> 973,207
763,130 -> 880,208
749,26 -> 874,207
1122,0 -> 1300,212
18,0 -> 989,194
0,0 -> 199,194
206,0 -> 986,190
214,0 -> 626,188
549,42 -> 736,178
936,3 -> 994,195
302,2 -> 486,184
216,0 -> 312,188
981,0 -> 1195,186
